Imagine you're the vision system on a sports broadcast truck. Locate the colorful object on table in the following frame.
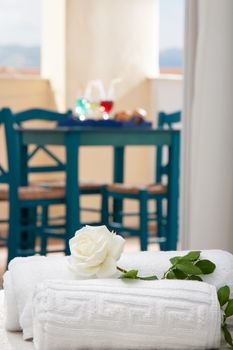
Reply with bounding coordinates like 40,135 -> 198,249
89,101 -> 100,116
76,79 -> 122,120
57,116 -> 152,128
83,80 -> 104,119
114,108 -> 147,123
74,98 -> 90,120
99,100 -> 114,119
99,78 -> 121,119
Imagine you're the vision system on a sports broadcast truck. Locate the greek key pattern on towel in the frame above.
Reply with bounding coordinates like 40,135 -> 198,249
33,280 -> 220,349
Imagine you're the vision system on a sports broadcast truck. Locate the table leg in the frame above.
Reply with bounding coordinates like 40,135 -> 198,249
65,135 -> 80,254
113,146 -> 124,223
167,132 -> 180,250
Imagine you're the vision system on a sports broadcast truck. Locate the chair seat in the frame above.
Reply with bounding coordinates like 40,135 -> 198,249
33,180 -> 105,192
107,183 -> 167,195
0,185 -> 65,201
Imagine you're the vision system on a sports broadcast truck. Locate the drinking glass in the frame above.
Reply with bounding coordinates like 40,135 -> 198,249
99,100 -> 114,120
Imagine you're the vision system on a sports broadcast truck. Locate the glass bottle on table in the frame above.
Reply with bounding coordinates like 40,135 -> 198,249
99,78 -> 121,120
74,84 -> 90,121
84,80 -> 103,119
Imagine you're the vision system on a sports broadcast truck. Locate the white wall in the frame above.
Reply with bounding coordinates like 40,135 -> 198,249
65,0 -> 159,110
149,75 -> 183,125
41,0 -> 66,111
41,0 -> 160,222
148,75 -> 183,217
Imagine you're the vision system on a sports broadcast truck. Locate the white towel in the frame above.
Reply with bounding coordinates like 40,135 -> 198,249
4,256 -> 75,339
4,249 -> 233,340
118,250 -> 233,290
32,279 -> 221,350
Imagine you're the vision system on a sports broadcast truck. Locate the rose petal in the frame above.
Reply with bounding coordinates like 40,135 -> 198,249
96,256 -> 117,278
84,242 -> 108,266
68,257 -> 99,277
108,233 -> 125,260
74,226 -> 88,237
69,239 -> 108,267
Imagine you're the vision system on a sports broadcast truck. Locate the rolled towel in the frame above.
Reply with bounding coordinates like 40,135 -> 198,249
32,279 -> 221,350
4,250 -> 233,340
119,250 -> 233,290
4,256 -> 75,339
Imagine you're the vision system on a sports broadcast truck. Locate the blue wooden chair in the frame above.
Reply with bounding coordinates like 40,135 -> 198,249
0,107 -> 107,261
105,111 -> 181,251
0,108 -> 66,262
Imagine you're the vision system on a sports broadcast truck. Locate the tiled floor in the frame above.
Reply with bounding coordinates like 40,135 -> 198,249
0,237 -> 159,288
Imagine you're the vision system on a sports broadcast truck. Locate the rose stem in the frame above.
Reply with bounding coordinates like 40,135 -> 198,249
117,266 -> 128,274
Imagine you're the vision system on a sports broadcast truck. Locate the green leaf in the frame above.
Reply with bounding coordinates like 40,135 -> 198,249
218,286 -> 230,306
121,270 -> 139,279
173,269 -> 187,280
139,275 -> 158,281
187,275 -> 203,281
225,300 -> 233,318
176,261 -> 202,275
195,260 -> 216,274
222,324 -> 233,347
169,256 -> 181,265
170,252 -> 201,266
166,271 -> 176,279
181,251 -> 201,261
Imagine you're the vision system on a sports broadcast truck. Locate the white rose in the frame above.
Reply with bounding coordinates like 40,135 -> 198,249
69,225 -> 125,278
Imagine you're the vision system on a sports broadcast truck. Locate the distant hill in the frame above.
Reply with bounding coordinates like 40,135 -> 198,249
0,45 -> 40,69
0,45 -> 183,70
159,48 -> 183,68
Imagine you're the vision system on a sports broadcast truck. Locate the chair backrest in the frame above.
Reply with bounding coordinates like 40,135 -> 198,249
0,113 -> 8,184
156,111 -> 181,183
9,108 -> 71,175
0,109 -> 21,191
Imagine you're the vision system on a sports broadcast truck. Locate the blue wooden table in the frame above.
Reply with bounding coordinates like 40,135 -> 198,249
17,127 -> 180,250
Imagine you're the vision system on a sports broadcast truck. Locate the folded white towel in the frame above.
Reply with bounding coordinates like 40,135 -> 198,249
4,249 -> 233,340
32,279 -> 221,350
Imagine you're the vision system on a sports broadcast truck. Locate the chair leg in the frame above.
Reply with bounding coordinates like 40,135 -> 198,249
139,191 -> 148,251
7,202 -> 20,264
41,206 -> 49,255
101,187 -> 109,226
20,207 -> 30,250
156,197 -> 162,234
113,198 -> 123,224
28,207 -> 37,251
157,198 -> 168,251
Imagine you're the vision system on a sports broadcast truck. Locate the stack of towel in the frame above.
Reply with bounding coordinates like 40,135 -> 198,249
4,249 -> 233,350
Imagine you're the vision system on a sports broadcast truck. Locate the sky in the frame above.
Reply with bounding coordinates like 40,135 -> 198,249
160,0 -> 185,50
0,0 -> 184,50
0,0 -> 41,46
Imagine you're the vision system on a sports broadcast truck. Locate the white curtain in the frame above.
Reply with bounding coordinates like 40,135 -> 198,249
181,0 -> 233,251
